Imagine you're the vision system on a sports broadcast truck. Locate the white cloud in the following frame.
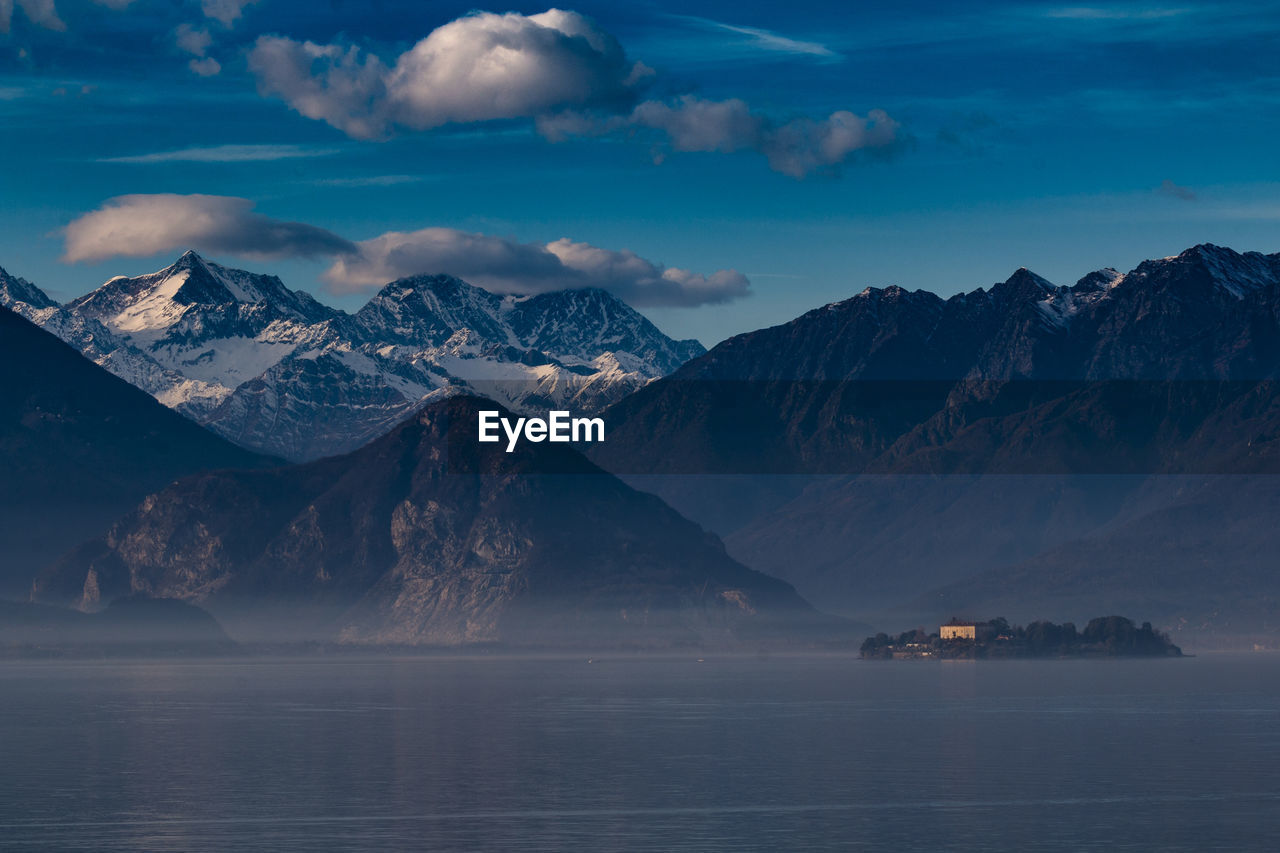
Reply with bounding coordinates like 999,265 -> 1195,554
175,23 -> 213,57
758,108 -> 901,178
100,143 -> 340,164
247,38 -> 392,140
245,7 -> 900,177
188,57 -> 222,76
248,9 -> 643,140
631,97 -> 763,153
545,97 -> 902,178
0,0 -> 65,33
175,22 -> 220,75
323,227 -> 750,307
60,194 -> 748,307
202,0 -> 257,27
1,0 -> 139,33
62,194 -> 357,263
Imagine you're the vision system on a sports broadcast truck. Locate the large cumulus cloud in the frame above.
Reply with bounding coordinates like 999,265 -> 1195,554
62,194 -> 358,263
323,228 -> 750,307
246,8 -> 899,177
248,9 -> 643,140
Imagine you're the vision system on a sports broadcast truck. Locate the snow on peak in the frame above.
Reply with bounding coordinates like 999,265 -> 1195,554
1181,244 -> 1279,298
1075,268 -> 1124,292
0,265 -> 58,312
8,255 -> 711,460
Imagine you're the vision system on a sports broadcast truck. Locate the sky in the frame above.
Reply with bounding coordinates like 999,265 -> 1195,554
1,0 -> 1279,346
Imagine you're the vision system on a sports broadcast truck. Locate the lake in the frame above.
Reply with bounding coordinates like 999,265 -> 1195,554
1,654 -> 1277,851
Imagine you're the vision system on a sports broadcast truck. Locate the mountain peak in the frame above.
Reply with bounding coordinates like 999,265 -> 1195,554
167,249 -> 225,279
72,252 -> 335,325
1075,268 -> 1123,292
1138,243 -> 1280,299
0,265 -> 58,312
1003,267 -> 1056,292
355,273 -> 508,347
1181,242 -> 1233,260
382,272 -> 473,294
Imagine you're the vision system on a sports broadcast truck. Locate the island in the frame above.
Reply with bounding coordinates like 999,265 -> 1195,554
860,616 -> 1183,659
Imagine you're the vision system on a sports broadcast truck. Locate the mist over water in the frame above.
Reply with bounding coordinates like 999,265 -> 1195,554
2,655 -> 1278,852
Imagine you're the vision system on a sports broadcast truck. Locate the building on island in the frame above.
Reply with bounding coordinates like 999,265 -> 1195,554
940,619 -> 989,640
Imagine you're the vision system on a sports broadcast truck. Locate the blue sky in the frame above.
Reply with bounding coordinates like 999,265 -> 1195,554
2,0 -> 1279,345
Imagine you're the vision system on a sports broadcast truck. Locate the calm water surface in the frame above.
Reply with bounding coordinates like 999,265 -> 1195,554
1,654 -> 1278,851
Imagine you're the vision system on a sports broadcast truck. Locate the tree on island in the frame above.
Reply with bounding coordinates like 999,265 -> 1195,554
860,616 -> 1181,659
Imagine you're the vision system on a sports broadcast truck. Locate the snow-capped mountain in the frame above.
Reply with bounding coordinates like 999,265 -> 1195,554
0,265 -> 57,314
1,252 -> 705,460
1,265 -> 204,406
61,251 -> 344,416
351,274 -> 704,370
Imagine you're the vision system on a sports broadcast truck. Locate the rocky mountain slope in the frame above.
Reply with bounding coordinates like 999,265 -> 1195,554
33,396 -> 820,648
916,475 -> 1280,640
590,244 -> 1280,641
0,305 -> 272,597
2,253 -> 704,461
596,244 -> 1280,473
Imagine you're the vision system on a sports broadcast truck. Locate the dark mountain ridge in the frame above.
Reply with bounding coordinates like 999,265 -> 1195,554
595,245 -> 1280,477
0,305 -> 273,596
34,396 -> 825,648
587,244 -> 1280,642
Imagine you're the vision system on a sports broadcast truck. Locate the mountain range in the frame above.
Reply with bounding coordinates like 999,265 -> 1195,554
1,252 -> 704,461
592,244 -> 1280,641
7,242 -> 1280,646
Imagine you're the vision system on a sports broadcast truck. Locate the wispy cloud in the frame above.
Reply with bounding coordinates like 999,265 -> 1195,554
188,57 -> 222,77
99,143 -> 341,164
673,15 -> 838,58
0,0 -> 65,34
201,0 -> 257,27
1157,179 -> 1197,201
1043,6 -> 1192,20
311,174 -> 434,187
540,97 -> 901,178
1,0 -> 141,35
174,23 -> 212,57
